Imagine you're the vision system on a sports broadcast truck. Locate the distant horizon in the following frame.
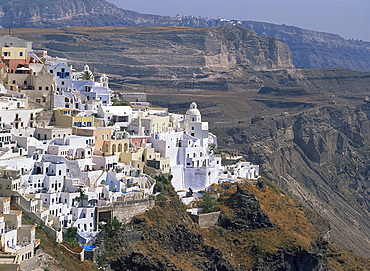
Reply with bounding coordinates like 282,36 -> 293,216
108,0 -> 370,42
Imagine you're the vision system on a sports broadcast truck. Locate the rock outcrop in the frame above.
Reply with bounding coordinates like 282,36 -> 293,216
253,246 -> 327,271
219,185 -> 273,230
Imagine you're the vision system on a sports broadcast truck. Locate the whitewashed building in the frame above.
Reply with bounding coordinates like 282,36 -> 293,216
149,102 -> 222,191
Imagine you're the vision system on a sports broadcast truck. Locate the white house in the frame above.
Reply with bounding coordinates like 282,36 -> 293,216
97,105 -> 133,127
149,102 -> 222,191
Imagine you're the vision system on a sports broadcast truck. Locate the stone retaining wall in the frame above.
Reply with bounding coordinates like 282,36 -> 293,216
113,199 -> 155,224
189,211 -> 220,228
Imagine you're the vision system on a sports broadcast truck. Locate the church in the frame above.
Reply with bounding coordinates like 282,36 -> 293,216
149,102 -> 222,191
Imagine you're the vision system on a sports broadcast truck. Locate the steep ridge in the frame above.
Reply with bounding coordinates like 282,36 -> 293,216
0,0 -> 152,28
0,0 -> 369,71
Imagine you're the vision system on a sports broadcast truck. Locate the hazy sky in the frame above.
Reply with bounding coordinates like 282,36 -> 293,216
108,0 -> 370,42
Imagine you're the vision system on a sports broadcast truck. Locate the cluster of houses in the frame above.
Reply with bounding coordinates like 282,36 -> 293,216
0,35 -> 259,267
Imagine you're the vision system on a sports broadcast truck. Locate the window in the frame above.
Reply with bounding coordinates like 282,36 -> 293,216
3,52 -> 7,56
24,81 -> 27,85
20,52 -> 23,56
61,81 -> 65,85
192,127 -> 194,130
59,170 -> 62,175
46,86 -> 49,90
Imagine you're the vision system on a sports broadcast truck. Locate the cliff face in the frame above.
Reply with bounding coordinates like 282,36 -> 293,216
216,105 -> 370,257
1,0 -> 369,71
9,26 -> 294,92
203,27 -> 293,71
241,21 -> 370,72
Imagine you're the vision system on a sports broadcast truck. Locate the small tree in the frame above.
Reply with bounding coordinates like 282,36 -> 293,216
75,188 -> 88,207
79,70 -> 93,81
186,187 -> 193,197
100,216 -> 122,237
199,194 -> 218,213
112,98 -> 131,107
64,227 -> 79,247
153,182 -> 164,194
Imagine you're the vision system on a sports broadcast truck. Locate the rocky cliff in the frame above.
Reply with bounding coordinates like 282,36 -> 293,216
214,105 -> 370,257
240,21 -> 370,72
1,0 -> 369,71
9,26 -> 295,92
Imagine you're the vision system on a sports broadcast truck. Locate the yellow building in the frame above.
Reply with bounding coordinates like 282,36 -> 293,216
54,108 -> 97,128
101,139 -> 130,156
0,47 -> 27,61
73,127 -> 113,152
119,149 -> 143,165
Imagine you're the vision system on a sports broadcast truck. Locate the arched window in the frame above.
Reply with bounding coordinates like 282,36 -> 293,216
118,144 -> 122,152
112,144 -> 116,154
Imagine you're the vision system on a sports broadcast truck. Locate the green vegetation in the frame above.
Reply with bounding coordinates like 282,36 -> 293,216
199,193 -> 219,213
112,98 -> 131,106
186,187 -> 193,197
79,70 -> 93,81
209,143 -> 221,155
99,216 -> 122,237
22,213 -> 35,225
153,174 -> 175,196
75,188 -> 88,206
63,227 -> 79,248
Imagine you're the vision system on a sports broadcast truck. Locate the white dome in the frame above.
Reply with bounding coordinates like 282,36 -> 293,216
186,102 -> 201,116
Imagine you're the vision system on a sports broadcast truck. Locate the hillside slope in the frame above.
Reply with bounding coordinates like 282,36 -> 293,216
98,180 -> 369,270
